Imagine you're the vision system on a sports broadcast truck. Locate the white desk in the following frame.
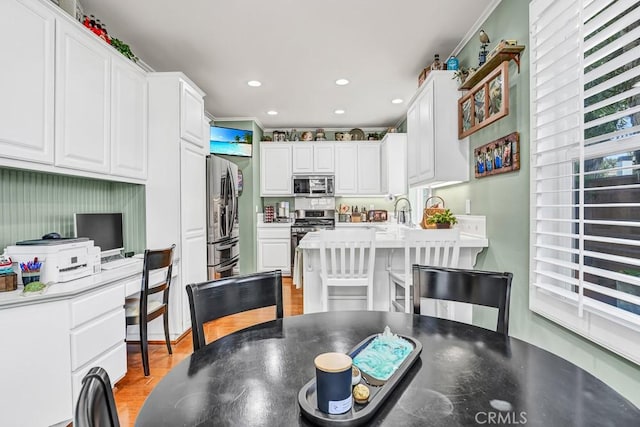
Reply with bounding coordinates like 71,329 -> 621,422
0,261 -> 142,427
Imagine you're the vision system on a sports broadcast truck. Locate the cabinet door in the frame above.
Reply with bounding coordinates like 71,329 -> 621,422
314,143 -> 335,173
180,81 -> 205,147
334,144 -> 358,195
111,56 -> 147,179
257,239 -> 291,274
406,100 -> 420,185
357,143 -> 380,194
0,301 -> 72,426
260,144 -> 293,196
55,20 -> 110,173
417,82 -> 435,181
180,141 -> 207,330
0,0 -> 54,165
380,139 -> 389,194
292,144 -> 314,174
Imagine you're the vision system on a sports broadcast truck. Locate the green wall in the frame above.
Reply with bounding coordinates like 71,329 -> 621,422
434,0 -> 639,406
214,120 -> 263,274
0,168 -> 146,253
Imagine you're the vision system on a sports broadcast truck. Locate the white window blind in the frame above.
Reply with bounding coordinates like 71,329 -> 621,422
530,0 -> 640,365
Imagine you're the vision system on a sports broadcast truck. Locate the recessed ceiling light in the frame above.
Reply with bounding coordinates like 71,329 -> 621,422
334,109 -> 345,115
267,110 -> 278,115
335,79 -> 350,86
247,80 -> 262,87
391,98 -> 404,104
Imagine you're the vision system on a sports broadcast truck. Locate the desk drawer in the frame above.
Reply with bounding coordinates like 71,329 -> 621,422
71,308 -> 125,370
71,284 -> 124,328
71,342 -> 127,408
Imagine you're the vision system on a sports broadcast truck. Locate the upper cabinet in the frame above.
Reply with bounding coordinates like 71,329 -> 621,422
335,142 -> 381,195
0,0 -> 55,165
380,133 -> 407,196
261,143 -> 293,196
407,71 -> 469,187
180,82 -> 206,147
0,0 -> 148,183
292,143 -> 334,174
110,55 -> 148,179
55,17 -> 111,174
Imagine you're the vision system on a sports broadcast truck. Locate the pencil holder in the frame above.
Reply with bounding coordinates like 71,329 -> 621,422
22,271 -> 41,285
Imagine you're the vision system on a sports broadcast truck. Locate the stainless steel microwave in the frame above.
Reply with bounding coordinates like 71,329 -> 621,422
292,175 -> 334,197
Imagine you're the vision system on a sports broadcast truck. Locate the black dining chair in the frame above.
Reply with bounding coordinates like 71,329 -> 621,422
125,244 -> 175,376
412,265 -> 513,336
74,367 -> 120,427
186,270 -> 284,352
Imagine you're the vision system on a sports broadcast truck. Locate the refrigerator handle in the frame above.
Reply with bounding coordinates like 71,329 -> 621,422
228,165 -> 237,235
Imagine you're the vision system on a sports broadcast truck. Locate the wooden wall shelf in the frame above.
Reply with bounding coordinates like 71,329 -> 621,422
459,45 -> 525,90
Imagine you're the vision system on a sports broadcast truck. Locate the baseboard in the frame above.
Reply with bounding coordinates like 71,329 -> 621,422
127,328 -> 191,345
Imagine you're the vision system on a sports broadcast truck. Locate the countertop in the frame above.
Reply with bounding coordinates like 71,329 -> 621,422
298,227 -> 488,249
257,213 -> 293,228
0,260 -> 143,309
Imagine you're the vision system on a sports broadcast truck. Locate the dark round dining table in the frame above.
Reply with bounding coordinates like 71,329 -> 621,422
135,311 -> 638,426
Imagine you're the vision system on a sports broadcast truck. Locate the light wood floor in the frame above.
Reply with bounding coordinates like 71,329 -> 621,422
113,277 -> 303,426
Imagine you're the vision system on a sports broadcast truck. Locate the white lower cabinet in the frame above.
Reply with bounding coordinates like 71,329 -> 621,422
257,227 -> 291,275
69,283 -> 126,406
0,300 -> 72,427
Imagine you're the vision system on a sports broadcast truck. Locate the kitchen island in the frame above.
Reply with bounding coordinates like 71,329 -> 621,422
296,216 -> 488,314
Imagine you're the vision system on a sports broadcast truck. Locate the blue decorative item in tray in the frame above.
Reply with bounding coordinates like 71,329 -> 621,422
353,327 -> 413,385
298,326 -> 422,426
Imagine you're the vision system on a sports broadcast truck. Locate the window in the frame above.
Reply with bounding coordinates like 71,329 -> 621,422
530,0 -> 640,364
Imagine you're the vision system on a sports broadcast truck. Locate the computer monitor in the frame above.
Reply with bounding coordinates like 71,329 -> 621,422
74,213 -> 124,257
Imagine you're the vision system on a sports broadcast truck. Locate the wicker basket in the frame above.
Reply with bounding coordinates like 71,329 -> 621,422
420,196 -> 446,229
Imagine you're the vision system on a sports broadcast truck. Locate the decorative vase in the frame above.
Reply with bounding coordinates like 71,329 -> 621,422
435,223 -> 451,229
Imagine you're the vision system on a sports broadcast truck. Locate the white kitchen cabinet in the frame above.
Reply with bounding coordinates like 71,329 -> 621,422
261,143 -> 293,196
0,0 -> 55,165
380,133 -> 407,196
257,227 -> 291,275
69,283 -> 126,405
357,143 -> 381,194
180,81 -> 206,147
292,143 -> 314,173
335,144 -> 358,194
292,143 -> 335,175
0,300 -> 72,426
146,73 -> 208,339
0,0 -> 148,184
335,142 -> 381,195
292,142 -> 335,174
55,17 -> 111,174
407,71 -> 469,187
110,55 -> 148,179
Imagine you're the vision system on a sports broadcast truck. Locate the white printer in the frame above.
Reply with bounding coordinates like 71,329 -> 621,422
6,238 -> 101,284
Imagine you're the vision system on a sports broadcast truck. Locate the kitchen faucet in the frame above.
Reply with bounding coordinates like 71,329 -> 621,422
393,197 -> 413,227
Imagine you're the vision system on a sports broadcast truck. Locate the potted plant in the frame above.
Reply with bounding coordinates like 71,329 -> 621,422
428,209 -> 458,229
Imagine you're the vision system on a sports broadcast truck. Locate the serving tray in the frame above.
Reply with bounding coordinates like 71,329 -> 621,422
298,333 -> 422,426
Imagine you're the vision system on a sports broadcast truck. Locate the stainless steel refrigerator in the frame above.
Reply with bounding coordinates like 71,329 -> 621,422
207,155 -> 240,279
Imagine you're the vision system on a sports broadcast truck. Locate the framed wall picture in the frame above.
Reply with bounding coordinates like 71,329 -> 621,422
474,132 -> 520,178
458,61 -> 509,139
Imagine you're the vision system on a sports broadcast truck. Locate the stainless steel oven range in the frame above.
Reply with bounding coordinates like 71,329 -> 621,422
290,210 -> 335,268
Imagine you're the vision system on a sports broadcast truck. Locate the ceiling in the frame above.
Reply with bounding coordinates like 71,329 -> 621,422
80,0 -> 494,129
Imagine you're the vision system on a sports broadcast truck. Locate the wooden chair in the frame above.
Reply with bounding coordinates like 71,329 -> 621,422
125,245 -> 175,376
185,270 -> 283,352
74,367 -> 120,427
318,228 -> 376,311
412,265 -> 513,335
388,228 -> 460,313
